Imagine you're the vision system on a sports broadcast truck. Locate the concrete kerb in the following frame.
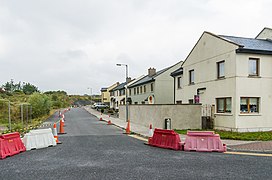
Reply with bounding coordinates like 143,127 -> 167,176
83,106 -> 150,139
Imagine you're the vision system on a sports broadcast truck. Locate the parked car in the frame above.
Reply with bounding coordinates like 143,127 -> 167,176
92,103 -> 109,110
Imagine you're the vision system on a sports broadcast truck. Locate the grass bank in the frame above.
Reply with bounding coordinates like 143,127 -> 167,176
175,129 -> 272,141
0,109 -> 57,135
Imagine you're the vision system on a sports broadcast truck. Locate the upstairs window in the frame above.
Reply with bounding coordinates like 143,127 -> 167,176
217,61 -> 225,79
240,97 -> 259,113
140,86 -> 142,94
144,85 -> 146,93
216,98 -> 231,113
189,70 -> 194,85
177,77 -> 182,89
249,58 -> 259,76
133,88 -> 136,95
137,87 -> 139,94
151,83 -> 154,92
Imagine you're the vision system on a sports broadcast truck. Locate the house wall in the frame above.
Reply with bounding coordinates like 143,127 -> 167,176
235,53 -> 272,131
154,63 -> 181,104
119,104 -> 201,130
174,75 -> 183,103
256,28 -> 272,39
129,82 -> 154,104
129,62 -> 182,105
180,32 -> 239,130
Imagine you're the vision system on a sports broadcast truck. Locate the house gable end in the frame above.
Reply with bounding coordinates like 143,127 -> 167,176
182,31 -> 240,67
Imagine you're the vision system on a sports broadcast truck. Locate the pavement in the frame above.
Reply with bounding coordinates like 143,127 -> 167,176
83,106 -> 272,153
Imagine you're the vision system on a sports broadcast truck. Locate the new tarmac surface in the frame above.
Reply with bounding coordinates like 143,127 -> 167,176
1,107 -> 272,179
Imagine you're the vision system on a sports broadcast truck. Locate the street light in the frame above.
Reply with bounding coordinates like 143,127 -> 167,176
116,63 -> 129,122
87,87 -> 92,104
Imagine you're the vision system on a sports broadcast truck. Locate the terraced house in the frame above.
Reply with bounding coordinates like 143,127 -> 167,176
100,82 -> 119,106
128,62 -> 182,105
172,27 -> 272,132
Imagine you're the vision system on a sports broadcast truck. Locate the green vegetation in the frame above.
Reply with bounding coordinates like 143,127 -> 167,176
175,129 -> 272,141
0,79 -> 98,134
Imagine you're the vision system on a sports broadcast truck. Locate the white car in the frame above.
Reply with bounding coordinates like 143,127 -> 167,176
92,103 -> 109,110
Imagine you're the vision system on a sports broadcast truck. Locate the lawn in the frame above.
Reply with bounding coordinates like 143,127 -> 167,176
175,129 -> 272,141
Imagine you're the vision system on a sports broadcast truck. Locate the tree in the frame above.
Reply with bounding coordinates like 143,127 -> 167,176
22,83 -> 39,95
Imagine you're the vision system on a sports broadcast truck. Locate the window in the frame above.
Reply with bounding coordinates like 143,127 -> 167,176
189,70 -> 194,84
216,98 -> 231,113
144,85 -> 146,93
134,88 -> 136,95
140,86 -> 142,94
177,77 -> 182,89
249,58 -> 259,76
240,97 -> 259,113
188,99 -> 194,104
137,87 -> 139,94
217,61 -> 225,79
151,83 -> 154,92
129,89 -> 131,96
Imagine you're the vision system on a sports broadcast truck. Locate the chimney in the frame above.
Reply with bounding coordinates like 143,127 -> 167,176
126,77 -> 132,83
148,68 -> 156,77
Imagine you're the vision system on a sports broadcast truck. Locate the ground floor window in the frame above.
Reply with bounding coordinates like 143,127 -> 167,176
240,97 -> 259,113
216,97 -> 231,113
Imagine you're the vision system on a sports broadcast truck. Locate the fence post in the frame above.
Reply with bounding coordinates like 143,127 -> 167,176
8,101 -> 11,131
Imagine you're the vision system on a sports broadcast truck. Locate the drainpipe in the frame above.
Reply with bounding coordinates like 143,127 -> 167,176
173,77 -> 176,104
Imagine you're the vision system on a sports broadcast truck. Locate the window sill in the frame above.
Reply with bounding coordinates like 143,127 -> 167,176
216,77 -> 225,80
248,75 -> 261,78
188,83 -> 195,86
214,113 -> 233,116
239,113 -> 261,116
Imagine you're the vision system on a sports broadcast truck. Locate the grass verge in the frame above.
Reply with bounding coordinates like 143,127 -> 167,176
175,129 -> 272,141
0,109 -> 57,135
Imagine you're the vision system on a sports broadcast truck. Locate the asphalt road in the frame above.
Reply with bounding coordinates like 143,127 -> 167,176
1,107 -> 272,180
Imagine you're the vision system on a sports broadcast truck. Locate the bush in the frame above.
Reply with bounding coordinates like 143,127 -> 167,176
28,93 -> 51,118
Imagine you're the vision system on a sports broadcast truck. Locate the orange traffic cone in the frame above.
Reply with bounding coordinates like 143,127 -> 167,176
125,120 -> 131,134
107,115 -> 112,125
58,119 -> 66,135
53,123 -> 61,144
100,113 -> 103,121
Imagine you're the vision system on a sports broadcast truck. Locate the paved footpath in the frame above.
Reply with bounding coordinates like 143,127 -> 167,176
84,106 -> 272,153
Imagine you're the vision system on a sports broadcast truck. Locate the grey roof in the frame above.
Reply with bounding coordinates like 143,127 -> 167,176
128,67 -> 171,88
170,67 -> 183,77
219,35 -> 272,52
110,82 -> 126,91
100,88 -> 107,92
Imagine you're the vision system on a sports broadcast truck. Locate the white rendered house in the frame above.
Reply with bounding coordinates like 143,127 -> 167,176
173,27 -> 272,132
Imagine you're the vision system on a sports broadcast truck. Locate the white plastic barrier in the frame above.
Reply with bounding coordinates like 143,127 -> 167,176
22,128 -> 57,151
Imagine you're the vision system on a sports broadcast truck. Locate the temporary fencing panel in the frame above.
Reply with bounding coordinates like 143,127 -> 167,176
184,131 -> 226,152
148,128 -> 182,150
0,132 -> 26,159
22,128 -> 56,151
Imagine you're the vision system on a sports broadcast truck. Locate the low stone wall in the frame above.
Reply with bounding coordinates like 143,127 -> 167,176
119,104 -> 201,130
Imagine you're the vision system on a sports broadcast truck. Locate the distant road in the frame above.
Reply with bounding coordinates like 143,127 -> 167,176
0,107 -> 272,180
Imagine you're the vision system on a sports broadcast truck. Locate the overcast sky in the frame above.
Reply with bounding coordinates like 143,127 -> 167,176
0,0 -> 270,95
